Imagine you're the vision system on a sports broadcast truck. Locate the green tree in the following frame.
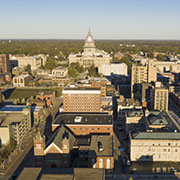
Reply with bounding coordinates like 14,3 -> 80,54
68,67 -> 79,78
25,64 -> 31,74
157,54 -> 166,61
88,64 -> 97,77
147,52 -> 154,58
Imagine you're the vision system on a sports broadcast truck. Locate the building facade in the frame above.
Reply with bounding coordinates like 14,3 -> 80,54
150,82 -> 169,112
13,74 -> 32,87
10,54 -> 47,70
131,59 -> 157,100
52,67 -> 68,78
99,63 -> 128,76
62,86 -> 101,112
0,54 -> 10,73
0,107 -> 31,145
68,30 -> 112,68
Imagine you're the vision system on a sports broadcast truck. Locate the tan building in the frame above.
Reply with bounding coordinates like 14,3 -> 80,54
62,86 -> 101,112
52,77 -> 73,87
130,132 -> 180,162
129,110 -> 180,162
13,74 -> 32,87
10,54 -> 47,71
131,59 -> 157,100
150,82 -> 169,112
68,30 -> 112,68
52,67 -> 68,78
0,107 -> 31,145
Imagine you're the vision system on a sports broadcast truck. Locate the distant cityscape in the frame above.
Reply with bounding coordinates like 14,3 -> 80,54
1,30 -> 180,180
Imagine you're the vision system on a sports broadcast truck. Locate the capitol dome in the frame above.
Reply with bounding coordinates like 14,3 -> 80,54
85,29 -> 94,43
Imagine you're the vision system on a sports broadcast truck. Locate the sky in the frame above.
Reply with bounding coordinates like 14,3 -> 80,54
0,0 -> 180,39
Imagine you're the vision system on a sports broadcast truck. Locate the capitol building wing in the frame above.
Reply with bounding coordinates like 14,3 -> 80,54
68,30 -> 112,67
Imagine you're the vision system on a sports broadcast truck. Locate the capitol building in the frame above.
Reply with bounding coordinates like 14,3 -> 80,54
68,30 -> 112,67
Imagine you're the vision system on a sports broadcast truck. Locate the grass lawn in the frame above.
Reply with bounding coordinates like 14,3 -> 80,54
3,87 -> 63,100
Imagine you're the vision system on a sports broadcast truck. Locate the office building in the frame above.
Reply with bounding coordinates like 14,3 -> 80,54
62,86 -> 101,112
131,59 -> 157,100
13,74 -> 32,87
0,107 -> 31,145
150,82 -> 169,112
52,67 -> 68,78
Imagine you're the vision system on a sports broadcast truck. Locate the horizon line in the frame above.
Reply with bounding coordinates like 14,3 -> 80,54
0,38 -> 180,41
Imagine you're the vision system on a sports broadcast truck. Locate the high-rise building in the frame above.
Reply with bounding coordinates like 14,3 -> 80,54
131,59 -> 157,100
150,81 -> 169,112
62,86 -> 101,112
0,54 -> 10,73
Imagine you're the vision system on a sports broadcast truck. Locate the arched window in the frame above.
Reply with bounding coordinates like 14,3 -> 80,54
106,158 -> 111,169
92,158 -> 96,168
99,158 -> 103,168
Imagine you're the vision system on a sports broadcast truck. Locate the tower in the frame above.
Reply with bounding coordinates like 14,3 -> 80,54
34,131 -> 45,167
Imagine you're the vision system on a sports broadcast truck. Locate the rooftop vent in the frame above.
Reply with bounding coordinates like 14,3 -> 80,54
74,116 -> 82,122
98,142 -> 104,152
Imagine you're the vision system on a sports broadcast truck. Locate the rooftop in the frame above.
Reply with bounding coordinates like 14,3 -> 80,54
53,112 -> 112,125
17,168 -> 105,180
132,132 -> 180,140
0,113 -> 26,126
89,135 -> 113,156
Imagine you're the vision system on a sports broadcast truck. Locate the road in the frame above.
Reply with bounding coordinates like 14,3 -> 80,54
0,139 -> 33,180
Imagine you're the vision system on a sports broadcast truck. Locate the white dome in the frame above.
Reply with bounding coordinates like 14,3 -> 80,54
85,29 -> 94,43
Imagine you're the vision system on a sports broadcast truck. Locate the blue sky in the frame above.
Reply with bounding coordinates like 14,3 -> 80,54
0,0 -> 180,39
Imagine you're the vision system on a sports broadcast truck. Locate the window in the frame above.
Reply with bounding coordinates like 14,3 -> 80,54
64,145 -> 67,149
106,159 -> 111,169
36,144 -> 41,149
99,159 -> 103,168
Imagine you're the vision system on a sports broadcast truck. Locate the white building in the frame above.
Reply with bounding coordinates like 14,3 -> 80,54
52,67 -> 68,78
68,30 -> 112,67
13,74 -> 32,87
99,63 -> 128,76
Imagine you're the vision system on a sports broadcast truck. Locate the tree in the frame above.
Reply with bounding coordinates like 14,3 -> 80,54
70,62 -> 84,73
147,52 -> 154,58
21,98 -> 26,105
88,64 -> 97,77
68,67 -> 79,78
157,54 -> 166,61
25,64 -> 31,74
1,94 -> 6,101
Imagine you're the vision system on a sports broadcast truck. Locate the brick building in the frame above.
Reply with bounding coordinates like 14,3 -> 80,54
62,86 -> 101,112
52,112 -> 113,136
35,91 -> 56,107
34,126 -> 114,169
0,54 -> 10,73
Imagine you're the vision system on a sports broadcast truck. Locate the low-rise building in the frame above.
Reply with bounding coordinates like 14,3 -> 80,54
52,67 -> 68,78
52,112 -> 113,136
34,125 -> 114,169
35,91 -> 56,107
10,54 -> 47,71
13,74 -> 32,87
130,111 -> 180,162
52,77 -> 73,87
99,63 -> 128,76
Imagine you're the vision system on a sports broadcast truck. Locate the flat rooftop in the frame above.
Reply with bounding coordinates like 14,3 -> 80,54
0,113 -> 26,126
89,135 -> 113,156
53,112 -> 112,125
63,86 -> 101,91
